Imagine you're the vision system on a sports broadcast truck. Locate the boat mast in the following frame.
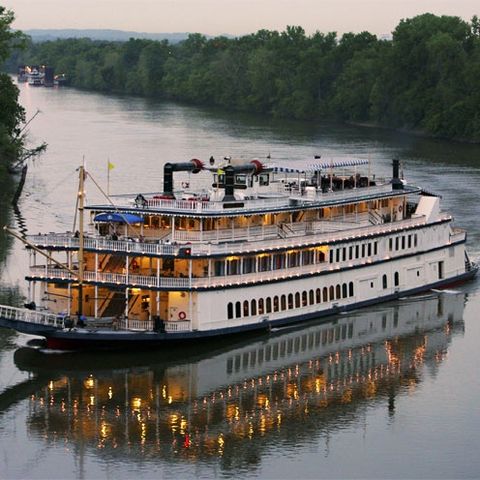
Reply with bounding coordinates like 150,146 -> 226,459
77,165 -> 85,320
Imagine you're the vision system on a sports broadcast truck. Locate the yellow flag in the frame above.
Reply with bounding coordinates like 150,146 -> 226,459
217,168 -> 224,175
108,160 -> 115,170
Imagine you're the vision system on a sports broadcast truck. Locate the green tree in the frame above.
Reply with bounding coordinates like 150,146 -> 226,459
0,6 -> 26,169
0,7 -> 46,173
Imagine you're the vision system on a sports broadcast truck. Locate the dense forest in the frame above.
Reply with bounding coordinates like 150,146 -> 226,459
0,6 -> 26,175
7,13 -> 480,142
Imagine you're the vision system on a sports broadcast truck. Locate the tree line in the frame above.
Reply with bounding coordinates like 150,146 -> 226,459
0,6 -> 26,175
7,13 -> 480,142
1,7 -> 45,180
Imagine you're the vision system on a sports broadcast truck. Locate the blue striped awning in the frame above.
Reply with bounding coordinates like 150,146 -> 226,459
271,166 -> 305,174
308,159 -> 369,170
271,159 -> 368,174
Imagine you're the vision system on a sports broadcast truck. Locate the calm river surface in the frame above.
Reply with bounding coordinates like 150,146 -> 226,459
1,83 -> 480,479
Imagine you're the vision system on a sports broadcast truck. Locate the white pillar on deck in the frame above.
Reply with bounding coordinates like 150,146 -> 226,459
156,259 -> 160,317
125,255 -> 129,322
94,252 -> 98,317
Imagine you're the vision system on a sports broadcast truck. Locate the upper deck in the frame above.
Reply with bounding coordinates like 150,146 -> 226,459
87,181 -> 419,218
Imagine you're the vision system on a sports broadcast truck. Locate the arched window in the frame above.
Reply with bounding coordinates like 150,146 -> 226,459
342,283 -> 347,298
251,299 -> 257,316
302,291 -> 308,307
295,292 -> 301,308
288,293 -> 294,309
349,281 -> 354,297
273,296 -> 279,312
235,301 -> 241,318
394,271 -> 399,287
243,300 -> 249,317
316,288 -> 321,303
258,298 -> 264,314
323,287 -> 328,302
329,286 -> 334,301
336,284 -> 341,300
266,297 -> 272,313
281,295 -> 286,310
382,274 -> 388,289
309,289 -> 315,305
227,302 -> 234,319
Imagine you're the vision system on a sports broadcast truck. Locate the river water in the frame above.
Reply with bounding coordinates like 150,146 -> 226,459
0,83 -> 480,479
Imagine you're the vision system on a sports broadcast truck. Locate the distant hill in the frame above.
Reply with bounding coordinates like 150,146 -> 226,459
23,29 -> 228,43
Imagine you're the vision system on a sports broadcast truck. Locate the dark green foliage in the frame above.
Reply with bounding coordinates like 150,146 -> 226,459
9,13 -> 480,141
0,6 -> 27,171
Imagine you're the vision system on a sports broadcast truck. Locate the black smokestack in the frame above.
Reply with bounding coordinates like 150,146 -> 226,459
392,159 -> 403,190
221,160 -> 264,201
223,166 -> 235,201
163,159 -> 204,198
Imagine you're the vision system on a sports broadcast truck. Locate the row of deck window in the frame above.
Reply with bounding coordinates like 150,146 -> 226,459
329,241 -> 378,264
227,281 -> 355,320
214,232 -> 421,278
215,250 -> 326,276
389,233 -> 418,251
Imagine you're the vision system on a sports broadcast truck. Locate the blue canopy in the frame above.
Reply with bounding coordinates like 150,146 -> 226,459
94,213 -> 143,223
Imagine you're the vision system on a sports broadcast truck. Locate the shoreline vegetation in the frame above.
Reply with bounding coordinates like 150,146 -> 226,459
0,7 -> 45,197
6,13 -> 480,143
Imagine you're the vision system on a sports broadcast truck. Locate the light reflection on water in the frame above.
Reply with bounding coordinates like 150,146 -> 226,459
0,83 -> 480,478
4,293 -> 466,478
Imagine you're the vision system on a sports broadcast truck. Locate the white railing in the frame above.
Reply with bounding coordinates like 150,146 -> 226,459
140,183 -> 394,213
29,215 -> 453,290
193,215 -> 432,255
164,320 -> 191,332
28,267 -> 191,288
0,304 -> 64,328
28,234 -> 176,256
144,196 -> 290,213
119,318 -> 154,331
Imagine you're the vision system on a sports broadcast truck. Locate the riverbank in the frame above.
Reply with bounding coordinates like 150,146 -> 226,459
9,14 -> 480,144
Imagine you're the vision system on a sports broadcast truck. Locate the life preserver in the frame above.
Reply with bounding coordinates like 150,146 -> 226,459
398,205 -> 403,212
178,311 -> 187,320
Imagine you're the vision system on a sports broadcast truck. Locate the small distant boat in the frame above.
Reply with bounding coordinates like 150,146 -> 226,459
27,68 -> 43,86
54,73 -> 68,86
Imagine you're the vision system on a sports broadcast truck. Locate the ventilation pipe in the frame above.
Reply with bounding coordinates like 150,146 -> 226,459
392,159 -> 403,190
222,160 -> 264,201
163,159 -> 204,198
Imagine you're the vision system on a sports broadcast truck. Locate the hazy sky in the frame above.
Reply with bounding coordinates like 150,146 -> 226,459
3,0 -> 479,36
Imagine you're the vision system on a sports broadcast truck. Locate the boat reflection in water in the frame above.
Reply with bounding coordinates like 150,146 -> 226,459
13,292 -> 465,469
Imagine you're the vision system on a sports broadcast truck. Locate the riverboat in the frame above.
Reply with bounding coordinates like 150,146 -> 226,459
0,157 -> 476,349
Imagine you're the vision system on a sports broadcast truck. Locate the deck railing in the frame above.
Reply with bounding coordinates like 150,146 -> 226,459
28,214 -> 450,290
28,234 -> 176,256
28,266 -> 192,288
0,303 -> 192,333
144,196 -> 290,213
103,183 -> 398,214
119,318 -> 154,331
0,304 -> 64,328
28,213 -> 438,258
193,215 -> 432,255
163,320 -> 191,332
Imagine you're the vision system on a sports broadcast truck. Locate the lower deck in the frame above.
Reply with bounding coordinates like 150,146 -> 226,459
0,240 -> 475,348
